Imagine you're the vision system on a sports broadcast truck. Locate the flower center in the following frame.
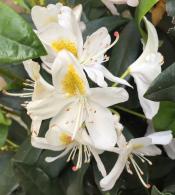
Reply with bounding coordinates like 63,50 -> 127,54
62,64 -> 86,96
59,132 -> 72,145
51,39 -> 78,57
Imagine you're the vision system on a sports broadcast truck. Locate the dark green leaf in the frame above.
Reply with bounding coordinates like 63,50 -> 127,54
37,150 -> 67,178
108,20 -> 140,77
135,0 -> 158,38
83,16 -> 128,37
0,109 -> 11,126
0,152 -> 18,195
0,2 -> 46,64
13,138 -> 42,164
166,0 -> 175,17
153,102 -> 175,134
151,186 -> 172,195
145,63 -> 175,102
0,125 -> 8,147
13,162 -> 63,195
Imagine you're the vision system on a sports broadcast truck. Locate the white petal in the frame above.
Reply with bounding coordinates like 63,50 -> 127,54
129,18 -> 163,119
31,118 -> 42,136
72,4 -> 82,22
31,136 -> 64,151
101,0 -> 119,15
84,67 -> 108,87
27,94 -> 75,120
99,65 -> 132,87
164,139 -> 175,160
135,145 -> 162,156
23,60 -> 40,81
89,87 -> 129,107
45,145 -> 73,162
81,27 -> 111,63
85,101 -> 117,148
31,4 -> 61,30
52,50 -> 89,93
129,137 -> 152,149
49,100 -> 85,135
100,149 -> 128,191
147,131 -> 173,145
127,0 -> 139,7
90,148 -> 107,177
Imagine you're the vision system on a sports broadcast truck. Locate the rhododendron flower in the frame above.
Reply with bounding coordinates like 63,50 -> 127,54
100,130 -> 172,191
27,50 -> 129,147
128,17 -> 164,119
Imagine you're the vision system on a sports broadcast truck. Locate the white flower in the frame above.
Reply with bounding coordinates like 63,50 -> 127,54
100,130 -> 172,191
146,121 -> 175,160
31,124 -> 119,176
27,50 -> 129,148
101,0 -> 139,15
128,17 -> 164,119
4,60 -> 54,136
34,7 -> 130,88
31,3 -> 84,31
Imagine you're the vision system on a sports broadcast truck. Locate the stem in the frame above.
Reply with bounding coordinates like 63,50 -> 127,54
112,68 -> 130,87
6,139 -> 19,148
113,105 -> 146,120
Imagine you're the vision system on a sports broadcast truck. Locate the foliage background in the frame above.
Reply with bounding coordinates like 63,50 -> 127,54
0,0 -> 175,194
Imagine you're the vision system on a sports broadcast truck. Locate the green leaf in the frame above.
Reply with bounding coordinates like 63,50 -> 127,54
0,125 -> 8,147
0,109 -> 11,126
13,162 -> 63,195
83,16 -> 128,38
108,20 -> 140,77
0,152 -> 18,195
37,150 -> 67,178
153,102 -> 175,134
145,63 -> 175,102
135,0 -> 158,38
151,186 -> 172,195
13,138 -> 42,165
60,163 -> 89,195
0,2 -> 47,64
166,0 -> 175,17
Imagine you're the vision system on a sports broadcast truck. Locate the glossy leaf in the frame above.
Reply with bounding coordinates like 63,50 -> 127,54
0,152 -> 18,195
153,102 -> 175,134
145,63 -> 175,102
0,2 -> 46,64
135,0 -> 158,38
83,16 -> 128,38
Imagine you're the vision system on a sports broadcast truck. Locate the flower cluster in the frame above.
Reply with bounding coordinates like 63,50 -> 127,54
10,3 -> 173,191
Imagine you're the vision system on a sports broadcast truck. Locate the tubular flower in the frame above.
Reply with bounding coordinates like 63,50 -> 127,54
31,124 -> 119,176
33,5 -> 130,87
100,130 -> 172,191
27,50 -> 129,147
128,17 -> 164,119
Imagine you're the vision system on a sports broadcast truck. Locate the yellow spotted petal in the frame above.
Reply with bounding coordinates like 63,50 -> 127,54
59,132 -> 72,145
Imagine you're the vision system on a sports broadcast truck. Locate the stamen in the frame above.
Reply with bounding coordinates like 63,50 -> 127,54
3,90 -> 33,98
81,32 -> 119,66
130,157 -> 151,188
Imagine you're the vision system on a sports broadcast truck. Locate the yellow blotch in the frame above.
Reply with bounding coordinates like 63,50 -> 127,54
62,64 -> 86,96
59,132 -> 72,145
51,39 -> 78,57
133,144 -> 144,150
